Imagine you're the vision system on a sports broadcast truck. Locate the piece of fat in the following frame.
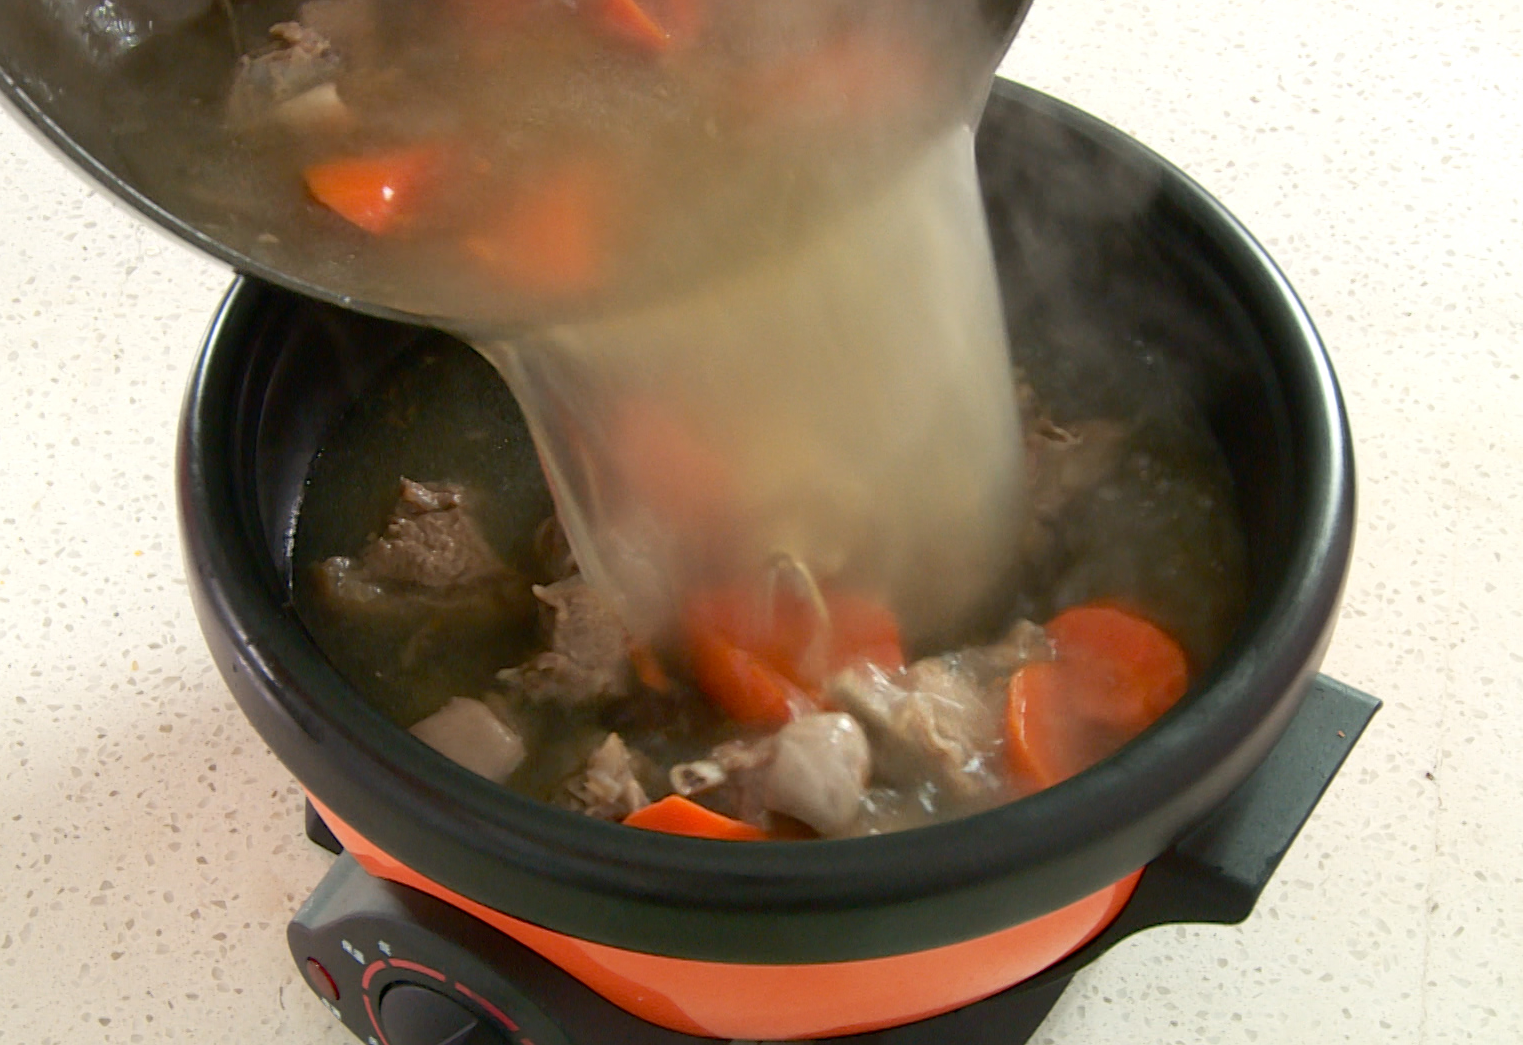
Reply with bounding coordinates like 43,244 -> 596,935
763,713 -> 871,837
409,697 -> 526,784
272,82 -> 356,134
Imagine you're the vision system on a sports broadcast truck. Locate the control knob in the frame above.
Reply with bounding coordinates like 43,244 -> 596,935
378,983 -> 510,1045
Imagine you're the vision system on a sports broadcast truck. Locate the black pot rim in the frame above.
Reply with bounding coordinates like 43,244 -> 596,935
177,80 -> 1354,965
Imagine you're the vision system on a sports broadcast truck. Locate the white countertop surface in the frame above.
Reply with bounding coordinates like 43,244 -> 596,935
2,1 -> 1519,1042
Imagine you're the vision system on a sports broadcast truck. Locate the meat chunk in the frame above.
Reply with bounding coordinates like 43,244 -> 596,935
494,576 -> 633,706
534,576 -> 631,684
308,479 -> 536,662
667,734 -> 774,797
311,479 -> 531,622
827,622 -> 1047,805
359,479 -> 509,587
762,713 -> 871,837
941,619 -> 1053,685
828,660 -> 1002,799
1023,419 -> 1128,558
667,714 -> 870,837
270,81 -> 353,134
311,555 -> 525,621
566,734 -> 650,820
316,478 -> 510,598
228,20 -> 344,130
409,698 -> 526,784
1027,419 -> 1128,518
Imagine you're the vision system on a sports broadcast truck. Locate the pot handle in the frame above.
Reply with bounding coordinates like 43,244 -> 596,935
1034,673 -> 1381,983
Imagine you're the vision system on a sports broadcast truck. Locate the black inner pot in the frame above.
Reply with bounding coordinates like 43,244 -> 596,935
177,80 -> 1353,965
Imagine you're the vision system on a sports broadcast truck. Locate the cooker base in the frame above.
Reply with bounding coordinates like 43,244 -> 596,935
287,674 -> 1377,1045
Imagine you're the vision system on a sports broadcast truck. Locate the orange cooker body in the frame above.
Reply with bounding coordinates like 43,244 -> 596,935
309,796 -> 1139,1041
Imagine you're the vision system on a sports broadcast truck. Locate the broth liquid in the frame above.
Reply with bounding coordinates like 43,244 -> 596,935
483,124 -> 1024,649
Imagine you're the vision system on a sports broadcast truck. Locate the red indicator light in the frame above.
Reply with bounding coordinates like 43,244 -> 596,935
305,957 -> 341,1003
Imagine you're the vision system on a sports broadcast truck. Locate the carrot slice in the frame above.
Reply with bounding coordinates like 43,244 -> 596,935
822,593 -> 905,678
600,0 -> 669,50
683,586 -> 903,708
1006,605 -> 1189,788
624,795 -> 769,841
1006,660 -> 1095,788
685,620 -> 803,727
628,643 -> 673,694
598,0 -> 703,52
685,587 -> 802,681
464,159 -> 614,298
1044,605 -> 1189,723
304,146 -> 442,235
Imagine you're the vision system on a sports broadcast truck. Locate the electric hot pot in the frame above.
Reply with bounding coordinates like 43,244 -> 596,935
171,81 -> 1378,1045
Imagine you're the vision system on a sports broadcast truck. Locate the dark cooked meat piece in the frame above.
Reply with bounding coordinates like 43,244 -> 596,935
535,576 -> 629,679
566,733 -> 650,820
761,713 -> 871,837
1023,419 -> 1128,558
1027,419 -> 1128,518
227,19 -> 344,130
357,479 -> 509,587
312,479 -> 518,597
308,478 -> 536,670
494,651 -> 614,707
495,576 -> 634,706
310,554 -> 522,620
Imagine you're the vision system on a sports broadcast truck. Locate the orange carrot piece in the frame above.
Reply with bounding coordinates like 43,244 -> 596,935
624,795 -> 769,841
1044,605 -> 1189,723
600,0 -> 670,50
597,0 -> 703,52
686,587 -> 801,678
1006,660 -> 1090,788
1006,605 -> 1189,788
683,586 -> 904,708
628,643 -> 673,694
464,159 -> 614,298
822,593 -> 905,677
304,146 -> 441,235
685,621 -> 803,728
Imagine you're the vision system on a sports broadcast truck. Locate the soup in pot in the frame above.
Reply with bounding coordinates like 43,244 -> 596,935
292,327 -> 1247,840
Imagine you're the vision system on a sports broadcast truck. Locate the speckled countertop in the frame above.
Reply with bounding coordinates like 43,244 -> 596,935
2,1 -> 1519,1042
